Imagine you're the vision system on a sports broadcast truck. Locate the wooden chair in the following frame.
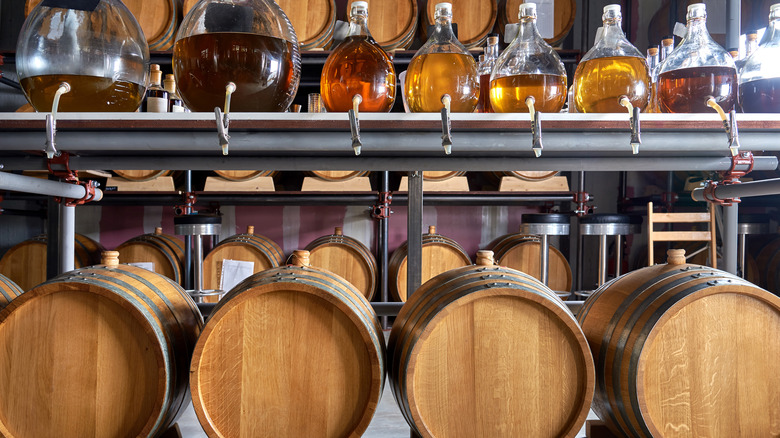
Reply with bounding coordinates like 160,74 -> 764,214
647,201 -> 717,267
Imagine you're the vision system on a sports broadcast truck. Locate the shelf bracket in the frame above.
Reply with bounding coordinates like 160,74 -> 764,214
45,82 -> 71,159
440,94 -> 452,155
215,82 -> 236,156
349,94 -> 363,156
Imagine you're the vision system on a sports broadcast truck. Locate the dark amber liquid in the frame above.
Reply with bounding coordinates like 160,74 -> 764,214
173,32 -> 298,112
405,53 -> 479,112
740,78 -> 780,113
573,56 -> 650,113
20,75 -> 143,112
658,66 -> 737,113
489,74 -> 567,113
321,35 -> 396,112
477,74 -> 493,113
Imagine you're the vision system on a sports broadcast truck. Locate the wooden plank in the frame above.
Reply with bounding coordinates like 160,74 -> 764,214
301,177 -> 372,191
105,176 -> 175,192
398,176 -> 470,192
651,212 -> 711,223
203,176 -> 275,192
499,175 -> 569,192
650,231 -> 712,241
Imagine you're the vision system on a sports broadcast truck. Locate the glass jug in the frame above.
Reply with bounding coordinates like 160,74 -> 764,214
320,1 -> 395,112
490,2 -> 567,113
740,4 -> 780,113
657,3 -> 737,113
16,0 -> 149,112
572,4 -> 650,113
404,2 -> 479,113
173,0 -> 301,112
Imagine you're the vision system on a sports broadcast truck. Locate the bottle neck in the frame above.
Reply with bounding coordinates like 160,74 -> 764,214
766,18 -> 780,46
434,15 -> 456,40
347,13 -> 371,38
516,17 -> 540,44
600,17 -> 627,44
684,17 -> 711,44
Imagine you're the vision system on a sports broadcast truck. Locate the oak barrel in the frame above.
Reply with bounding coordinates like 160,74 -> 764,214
388,250 -> 594,437
756,235 -> 780,291
306,170 -> 370,181
116,227 -> 185,285
202,226 -> 284,297
213,170 -> 276,181
276,0 -> 337,50
190,250 -> 385,438
359,0 -> 418,50
389,225 -> 472,301
488,232 -> 572,292
0,274 -> 23,308
113,170 -> 172,182
497,0 -> 576,46
491,170 -> 559,182
0,233 -> 104,291
577,249 -> 780,437
0,251 -> 202,438
422,0 -> 498,49
422,170 -> 466,181
305,227 -> 377,300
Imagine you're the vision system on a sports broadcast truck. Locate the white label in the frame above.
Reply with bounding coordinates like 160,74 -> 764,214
129,262 -> 155,272
673,22 -> 687,39
171,104 -> 185,113
220,259 -> 255,292
147,97 -> 168,113
535,0 -> 555,40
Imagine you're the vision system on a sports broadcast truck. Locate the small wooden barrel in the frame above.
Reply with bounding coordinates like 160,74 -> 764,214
305,227 -> 377,300
359,0 -> 418,50
577,249 -> 780,438
116,227 -> 185,285
389,225 -> 472,301
491,170 -> 559,182
497,0 -> 576,46
213,170 -> 276,182
202,226 -> 284,296
276,0 -> 337,50
306,170 -> 370,181
0,233 -> 104,291
0,274 -> 23,308
191,250 -> 385,437
488,233 -> 572,293
113,170 -> 172,182
422,0 -> 498,49
388,250 -> 594,437
0,251 -> 202,438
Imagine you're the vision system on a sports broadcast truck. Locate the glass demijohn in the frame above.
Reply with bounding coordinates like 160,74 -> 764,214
320,1 -> 396,112
657,3 -> 737,113
16,0 -> 149,112
489,3 -> 567,113
404,2 -> 479,112
572,4 -> 650,113
173,0 -> 301,112
740,4 -> 780,113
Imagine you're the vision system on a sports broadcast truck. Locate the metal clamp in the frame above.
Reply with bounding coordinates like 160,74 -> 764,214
371,191 -> 393,220
46,150 -> 78,182
56,180 -> 98,207
573,191 -> 591,216
45,82 -> 71,159
526,96 -> 543,157
440,94 -> 452,155
619,96 -> 641,154
215,82 -> 236,155
349,94 -> 363,155
174,191 -> 198,216
698,152 -> 754,207
706,98 -> 740,156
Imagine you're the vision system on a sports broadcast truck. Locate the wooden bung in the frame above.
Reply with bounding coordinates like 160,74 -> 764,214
101,251 -> 120,267
154,227 -> 163,235
428,225 -> 436,234
247,225 -> 255,234
666,248 -> 686,265
334,227 -> 343,236
292,250 -> 310,267
475,250 -> 494,266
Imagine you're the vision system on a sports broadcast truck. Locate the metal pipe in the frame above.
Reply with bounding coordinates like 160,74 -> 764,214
692,178 -> 780,201
59,204 -> 75,274
615,234 -> 623,277
407,171 -> 423,296
540,234 -> 550,286
46,197 -> 58,280
192,235 -> 204,300
738,233 -> 746,278
575,171 -> 585,291
598,234 -> 607,286
726,0 -> 740,51
723,205 -> 738,274
0,171 -> 103,201
379,170 -> 390,329
184,171 -> 192,290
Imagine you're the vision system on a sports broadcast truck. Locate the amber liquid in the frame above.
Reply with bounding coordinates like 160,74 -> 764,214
572,56 -> 650,113
321,36 -> 396,112
405,53 -> 479,112
20,75 -> 143,112
173,32 -> 298,112
658,66 -> 737,113
489,74 -> 567,113
740,78 -> 780,113
477,74 -> 493,113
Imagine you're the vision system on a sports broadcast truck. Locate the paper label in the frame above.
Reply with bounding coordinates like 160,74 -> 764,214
128,262 -> 155,272
147,97 -> 168,113
220,259 -> 255,292
171,104 -> 185,113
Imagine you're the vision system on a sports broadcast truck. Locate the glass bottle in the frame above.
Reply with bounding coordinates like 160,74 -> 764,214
646,47 -> 660,113
477,35 -> 499,113
16,0 -> 148,112
405,2 -> 479,112
173,0 -> 301,112
740,4 -> 780,113
320,1 -> 396,112
142,65 -> 169,113
660,37 -> 675,64
164,74 -> 187,112
657,3 -> 737,113
572,4 -> 650,113
490,2 -> 567,113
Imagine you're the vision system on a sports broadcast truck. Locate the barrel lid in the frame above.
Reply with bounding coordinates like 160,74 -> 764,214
521,213 -> 570,224
579,214 -> 631,224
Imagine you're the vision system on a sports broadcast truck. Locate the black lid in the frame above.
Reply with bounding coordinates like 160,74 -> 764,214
174,214 -> 222,225
521,213 -> 570,224
579,214 -> 631,224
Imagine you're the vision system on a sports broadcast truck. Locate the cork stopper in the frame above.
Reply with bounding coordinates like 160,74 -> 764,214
291,250 -> 310,267
334,227 -> 343,236
476,250 -> 495,266
666,249 -> 686,265
101,251 -> 120,267
247,225 -> 255,234
747,32 -> 758,41
427,225 -> 437,234
648,47 -> 658,56
154,227 -> 162,235
150,64 -> 162,86
729,50 -> 739,59
163,74 -> 177,94
487,35 -> 499,46
661,37 -> 674,47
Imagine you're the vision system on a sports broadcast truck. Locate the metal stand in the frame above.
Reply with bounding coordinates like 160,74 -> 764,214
519,213 -> 570,287
579,214 -> 631,286
174,214 -> 223,303
737,215 -> 769,279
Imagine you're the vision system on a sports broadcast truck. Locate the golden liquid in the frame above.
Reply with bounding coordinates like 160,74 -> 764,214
321,36 -> 396,112
404,53 -> 479,112
572,56 -> 650,113
489,74 -> 567,113
20,75 -> 143,112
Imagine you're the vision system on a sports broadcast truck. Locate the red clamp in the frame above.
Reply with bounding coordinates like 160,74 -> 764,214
47,151 -> 78,182
174,191 -> 198,216
573,191 -> 591,217
56,180 -> 98,206
371,191 -> 392,220
701,152 -> 754,207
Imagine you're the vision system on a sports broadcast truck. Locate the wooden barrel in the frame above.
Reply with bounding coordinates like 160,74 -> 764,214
306,170 -> 370,181
276,0 -> 337,50
388,250 -> 594,437
359,0 -> 418,50
422,0 -> 498,49
191,250 -> 385,437
488,233 -> 572,292
491,170 -> 559,182
116,227 -> 185,285
0,251 -> 202,438
202,226 -> 284,298
423,170 -> 466,181
0,233 -> 104,291
577,249 -> 780,438
25,0 -> 181,51
213,170 -> 276,182
0,274 -> 23,308
756,236 -> 780,290
305,227 -> 377,300
389,225 -> 472,301
112,170 -> 172,182
497,0 -> 576,46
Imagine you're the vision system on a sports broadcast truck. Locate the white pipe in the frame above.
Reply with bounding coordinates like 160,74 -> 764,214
0,171 -> 103,201
59,204 -> 75,274
692,178 -> 780,201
